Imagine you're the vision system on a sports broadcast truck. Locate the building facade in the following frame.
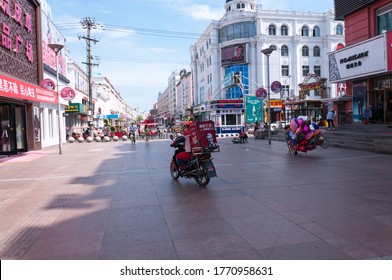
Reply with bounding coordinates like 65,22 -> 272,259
1,0 -> 61,156
176,69 -> 193,121
190,0 -> 345,137
331,0 -> 392,124
157,70 -> 180,126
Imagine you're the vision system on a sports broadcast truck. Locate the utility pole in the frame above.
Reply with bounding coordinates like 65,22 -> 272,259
80,17 -> 99,138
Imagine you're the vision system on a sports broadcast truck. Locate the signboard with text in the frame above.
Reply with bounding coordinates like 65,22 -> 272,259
65,103 -> 88,113
329,34 -> 387,82
0,74 -> 57,104
245,95 -> 262,123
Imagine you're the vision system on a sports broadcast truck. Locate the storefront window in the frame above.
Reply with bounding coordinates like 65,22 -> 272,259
221,114 -> 241,126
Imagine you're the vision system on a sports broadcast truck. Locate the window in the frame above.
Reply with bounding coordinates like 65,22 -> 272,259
225,65 -> 249,98
268,24 -> 276,35
336,24 -> 344,35
281,25 -> 288,36
237,3 -> 241,9
282,85 -> 290,98
313,46 -> 321,57
302,65 -> 309,76
314,66 -> 321,77
221,114 -> 241,126
301,26 -> 309,36
48,109 -> 53,138
377,4 -> 392,34
302,46 -> 309,56
282,65 -> 289,76
219,21 -> 257,43
281,45 -> 289,56
313,26 -> 320,37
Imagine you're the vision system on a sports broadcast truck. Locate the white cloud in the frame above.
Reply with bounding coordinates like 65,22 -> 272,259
146,0 -> 223,20
179,4 -> 223,20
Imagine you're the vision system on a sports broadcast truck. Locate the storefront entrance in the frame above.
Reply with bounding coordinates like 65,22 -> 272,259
0,103 -> 27,156
368,89 -> 392,124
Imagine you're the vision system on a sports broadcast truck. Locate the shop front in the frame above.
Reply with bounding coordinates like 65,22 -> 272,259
1,0 -> 47,155
367,76 -> 392,124
0,75 -> 57,156
64,103 -> 89,138
209,99 -> 244,137
329,32 -> 392,124
264,99 -> 283,123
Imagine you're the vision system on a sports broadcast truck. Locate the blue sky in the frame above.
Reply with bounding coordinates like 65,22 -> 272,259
47,0 -> 334,112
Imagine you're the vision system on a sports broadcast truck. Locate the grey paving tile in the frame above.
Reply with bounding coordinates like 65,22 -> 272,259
257,240 -> 353,260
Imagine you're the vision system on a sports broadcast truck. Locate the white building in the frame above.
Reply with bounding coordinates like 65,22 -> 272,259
176,69 -> 193,121
190,0 -> 345,137
157,71 -> 180,126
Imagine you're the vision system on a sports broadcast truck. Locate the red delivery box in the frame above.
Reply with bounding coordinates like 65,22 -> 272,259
183,121 -> 219,154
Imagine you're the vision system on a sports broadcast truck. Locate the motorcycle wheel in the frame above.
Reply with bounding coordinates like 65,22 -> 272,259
170,160 -> 180,180
194,162 -> 210,187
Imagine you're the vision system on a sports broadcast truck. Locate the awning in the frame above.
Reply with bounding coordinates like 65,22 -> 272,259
321,95 -> 352,103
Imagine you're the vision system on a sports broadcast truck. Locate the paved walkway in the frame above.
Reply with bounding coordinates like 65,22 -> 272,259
0,138 -> 392,260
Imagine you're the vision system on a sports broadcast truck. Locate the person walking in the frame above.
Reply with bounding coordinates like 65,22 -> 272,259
326,110 -> 335,130
144,125 -> 150,144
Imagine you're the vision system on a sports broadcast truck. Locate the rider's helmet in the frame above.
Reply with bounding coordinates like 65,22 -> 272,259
174,135 -> 185,145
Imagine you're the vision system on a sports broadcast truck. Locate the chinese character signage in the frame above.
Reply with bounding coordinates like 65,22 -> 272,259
65,103 -> 88,114
0,74 -> 57,103
1,0 -> 39,85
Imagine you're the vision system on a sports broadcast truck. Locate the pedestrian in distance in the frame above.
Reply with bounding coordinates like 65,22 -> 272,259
144,125 -> 150,144
326,110 -> 335,130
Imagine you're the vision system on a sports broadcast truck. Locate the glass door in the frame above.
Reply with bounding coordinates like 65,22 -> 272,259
15,104 -> 27,151
0,103 -> 27,155
0,104 -> 14,154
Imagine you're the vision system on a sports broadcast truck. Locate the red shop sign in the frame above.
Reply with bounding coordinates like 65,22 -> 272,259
0,74 -> 57,104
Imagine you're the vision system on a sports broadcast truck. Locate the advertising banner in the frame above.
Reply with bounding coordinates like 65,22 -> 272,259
0,74 -> 57,104
184,121 -> 218,154
245,95 -> 262,123
221,44 -> 247,66
65,103 -> 88,113
329,34 -> 387,82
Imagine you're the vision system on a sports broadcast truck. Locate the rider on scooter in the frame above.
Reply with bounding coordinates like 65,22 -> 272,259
170,134 -> 192,172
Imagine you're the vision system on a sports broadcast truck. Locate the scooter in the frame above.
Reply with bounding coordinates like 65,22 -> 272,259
169,136 -> 217,187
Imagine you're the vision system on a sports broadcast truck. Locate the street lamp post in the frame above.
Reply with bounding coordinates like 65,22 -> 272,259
261,45 -> 276,145
48,43 -> 64,154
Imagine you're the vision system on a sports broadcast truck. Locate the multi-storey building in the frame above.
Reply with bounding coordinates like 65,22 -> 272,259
1,0 -> 66,155
190,0 -> 345,137
330,0 -> 392,124
176,69 -> 193,121
157,71 -> 180,126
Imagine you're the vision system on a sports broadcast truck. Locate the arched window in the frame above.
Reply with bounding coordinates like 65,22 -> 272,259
313,26 -> 320,37
241,3 -> 245,8
313,46 -> 321,57
301,26 -> 309,36
336,24 -> 344,35
302,46 -> 309,56
237,3 -> 241,9
281,45 -> 289,56
281,24 -> 288,36
269,24 -> 276,35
